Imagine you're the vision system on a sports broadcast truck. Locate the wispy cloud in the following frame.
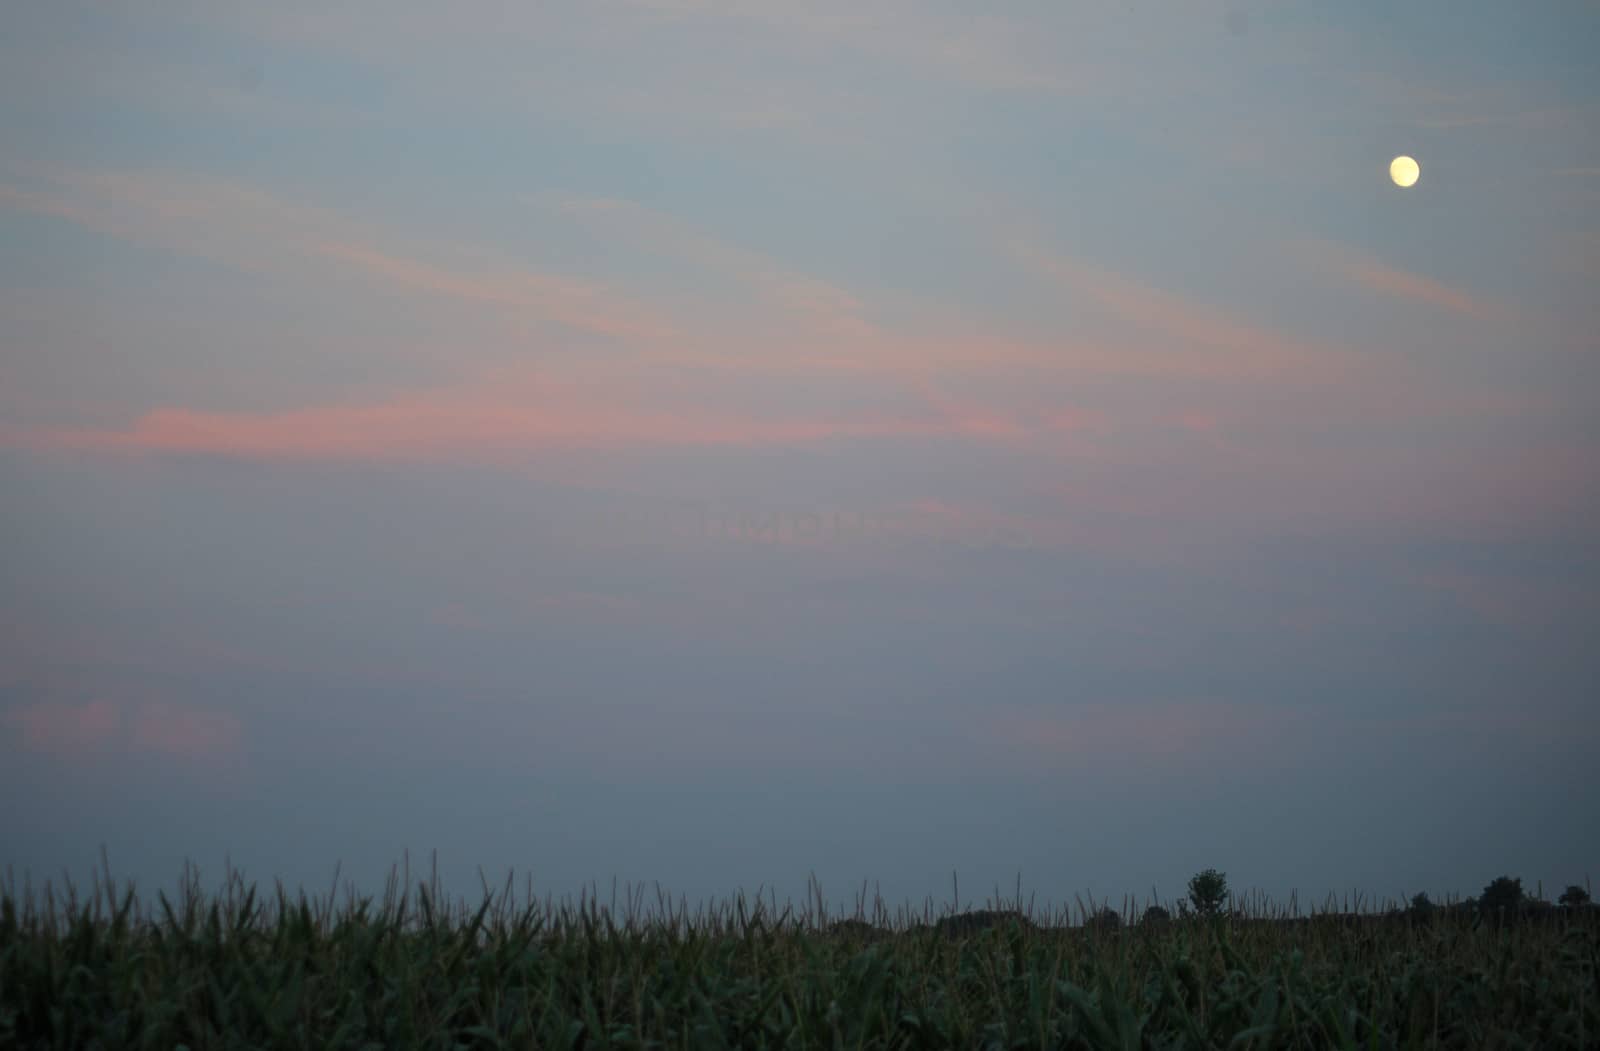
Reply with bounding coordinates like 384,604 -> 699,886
1340,260 -> 1493,318
310,240 -> 679,343
130,702 -> 244,762
0,170 -> 681,350
25,375 -> 1016,461
1007,237 -> 1359,383
3,698 -> 242,764
5,168 -> 1556,481
3,700 -> 120,758
0,170 -> 1059,399
982,700 -> 1322,778
546,194 -> 875,339
1300,240 -> 1501,320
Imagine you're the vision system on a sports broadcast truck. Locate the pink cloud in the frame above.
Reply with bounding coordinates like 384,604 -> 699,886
4,700 -> 121,757
0,183 -> 106,228
1342,260 -> 1488,317
1008,238 -> 1358,383
542,196 -> 1158,428
129,703 -> 243,762
550,196 -> 868,320
311,241 -> 679,342
0,172 -> 1081,433
1298,240 -> 1501,320
983,700 -> 1320,776
0,171 -> 681,349
19,359 -> 1043,461
4,697 -> 242,764
3,171 -> 1560,483
905,374 -> 1027,443
9,170 -> 1447,447
555,194 -> 1370,391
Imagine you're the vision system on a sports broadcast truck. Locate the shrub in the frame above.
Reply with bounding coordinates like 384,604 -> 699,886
932,910 -> 1034,939
1559,885 -> 1591,908
1141,904 -> 1171,927
1480,876 -> 1524,917
1187,869 -> 1228,918
827,918 -> 881,940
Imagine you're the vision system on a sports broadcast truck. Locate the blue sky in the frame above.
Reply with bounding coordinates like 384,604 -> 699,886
2,1 -> 1596,918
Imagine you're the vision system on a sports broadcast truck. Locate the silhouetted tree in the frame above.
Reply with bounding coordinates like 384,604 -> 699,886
1559,885 -> 1591,908
1479,876 -> 1524,917
1141,905 -> 1171,927
1408,892 -> 1435,919
1085,906 -> 1122,932
1188,869 -> 1229,918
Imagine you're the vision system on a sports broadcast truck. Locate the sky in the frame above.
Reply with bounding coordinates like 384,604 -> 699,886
2,1 -> 1597,921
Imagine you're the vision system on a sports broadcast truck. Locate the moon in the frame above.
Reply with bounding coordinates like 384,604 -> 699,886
1389,155 -> 1420,188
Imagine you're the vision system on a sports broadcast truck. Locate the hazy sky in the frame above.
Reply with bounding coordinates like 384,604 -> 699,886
3,1 -> 1597,919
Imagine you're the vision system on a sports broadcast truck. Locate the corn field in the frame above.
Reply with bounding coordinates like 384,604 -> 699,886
2,860 -> 1595,1049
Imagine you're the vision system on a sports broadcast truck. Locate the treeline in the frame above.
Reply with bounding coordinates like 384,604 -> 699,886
1071,871 -> 1596,932
1399,875 -> 1594,924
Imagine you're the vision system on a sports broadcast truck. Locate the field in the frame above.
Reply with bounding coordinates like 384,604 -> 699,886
2,860 -> 1596,1049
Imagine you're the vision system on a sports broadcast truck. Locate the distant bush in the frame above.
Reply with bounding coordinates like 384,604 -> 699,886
1480,876 -> 1524,918
931,909 -> 1034,939
1408,892 -> 1435,919
1084,907 -> 1122,932
826,918 -> 882,941
1140,905 -> 1171,927
1524,898 -> 1558,920
1559,885 -> 1591,908
1188,869 -> 1228,918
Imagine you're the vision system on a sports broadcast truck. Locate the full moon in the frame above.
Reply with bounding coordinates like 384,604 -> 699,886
1389,155 -> 1420,188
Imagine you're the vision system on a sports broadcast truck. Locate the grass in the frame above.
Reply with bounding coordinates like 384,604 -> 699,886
2,855 -> 1595,1049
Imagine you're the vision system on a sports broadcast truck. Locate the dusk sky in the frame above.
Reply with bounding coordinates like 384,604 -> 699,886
2,1 -> 1596,919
